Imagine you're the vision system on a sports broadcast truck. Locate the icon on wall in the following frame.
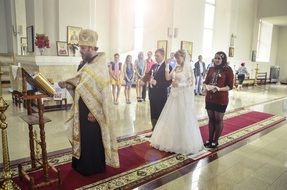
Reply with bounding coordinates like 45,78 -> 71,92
251,50 -> 256,62
157,40 -> 168,60
228,47 -> 234,57
180,41 -> 193,60
67,26 -> 82,45
26,25 -> 34,52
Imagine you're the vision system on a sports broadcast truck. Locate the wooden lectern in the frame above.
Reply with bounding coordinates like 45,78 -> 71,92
18,68 -> 61,189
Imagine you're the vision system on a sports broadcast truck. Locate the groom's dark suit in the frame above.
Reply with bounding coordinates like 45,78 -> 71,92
148,62 -> 172,130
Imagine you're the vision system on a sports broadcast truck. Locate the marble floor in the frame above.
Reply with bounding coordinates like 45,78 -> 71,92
1,84 -> 287,189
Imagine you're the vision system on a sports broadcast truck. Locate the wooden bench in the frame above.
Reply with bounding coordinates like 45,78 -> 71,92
256,72 -> 267,85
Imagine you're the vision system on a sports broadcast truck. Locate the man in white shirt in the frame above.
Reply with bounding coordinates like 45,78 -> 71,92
194,55 -> 206,95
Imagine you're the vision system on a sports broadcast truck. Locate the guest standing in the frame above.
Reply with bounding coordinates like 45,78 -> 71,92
142,51 -> 155,101
236,62 -> 249,90
134,52 -> 145,102
194,55 -> 206,95
203,51 -> 234,148
109,53 -> 123,105
123,55 -> 134,104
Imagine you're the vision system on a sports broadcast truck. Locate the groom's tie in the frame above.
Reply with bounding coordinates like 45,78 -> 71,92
155,64 -> 160,73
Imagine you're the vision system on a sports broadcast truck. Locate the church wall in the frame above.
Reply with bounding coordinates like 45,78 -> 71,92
257,0 -> 287,80
58,0 -> 96,48
21,0 -> 111,57
214,0 -> 279,78
231,0 -> 256,60
141,0 -> 174,56
42,0 -> 58,56
0,0 -> 285,80
270,26 -> 279,67
15,0 -> 27,55
213,0 -> 232,59
58,0 -> 96,41
172,0 -> 205,61
1,0 -> 17,54
0,0 -> 8,53
118,0 -> 134,54
277,27 -> 287,81
109,0 -> 134,59
214,0 -> 257,62
96,0 -> 111,57
110,0 -> 276,77
258,0 -> 287,18
108,0 -> 174,61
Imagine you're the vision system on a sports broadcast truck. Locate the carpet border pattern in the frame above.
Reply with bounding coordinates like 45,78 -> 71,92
78,113 -> 285,190
3,110 -> 285,189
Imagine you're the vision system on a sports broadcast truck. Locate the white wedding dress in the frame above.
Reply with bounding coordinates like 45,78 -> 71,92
150,67 -> 205,155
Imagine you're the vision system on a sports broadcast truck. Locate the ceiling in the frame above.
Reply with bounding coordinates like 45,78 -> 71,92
262,16 -> 287,26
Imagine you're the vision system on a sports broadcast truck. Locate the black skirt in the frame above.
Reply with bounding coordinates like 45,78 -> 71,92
205,102 -> 227,113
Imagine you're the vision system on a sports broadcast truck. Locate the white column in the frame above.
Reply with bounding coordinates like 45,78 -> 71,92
43,0 -> 58,56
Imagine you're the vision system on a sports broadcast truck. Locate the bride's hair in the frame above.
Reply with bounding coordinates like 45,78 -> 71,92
175,50 -> 186,60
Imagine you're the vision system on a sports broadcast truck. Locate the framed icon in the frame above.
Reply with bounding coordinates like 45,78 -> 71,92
26,25 -> 34,52
67,26 -> 82,44
157,40 -> 168,60
229,47 -> 234,57
56,41 -> 69,56
20,37 -> 27,55
251,50 -> 256,62
180,41 -> 193,59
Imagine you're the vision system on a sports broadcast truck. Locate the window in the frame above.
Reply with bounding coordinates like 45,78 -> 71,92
202,0 -> 215,57
256,20 -> 273,62
134,0 -> 144,50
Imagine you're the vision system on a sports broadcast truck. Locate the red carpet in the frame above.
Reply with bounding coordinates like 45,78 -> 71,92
200,111 -> 277,140
12,110 -> 285,190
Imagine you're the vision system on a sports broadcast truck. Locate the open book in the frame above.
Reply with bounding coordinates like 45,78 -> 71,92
33,73 -> 56,95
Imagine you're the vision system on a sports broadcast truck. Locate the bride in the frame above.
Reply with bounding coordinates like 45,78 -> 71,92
150,50 -> 205,155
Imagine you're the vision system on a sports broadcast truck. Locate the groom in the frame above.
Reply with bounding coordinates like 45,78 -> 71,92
143,48 -> 172,135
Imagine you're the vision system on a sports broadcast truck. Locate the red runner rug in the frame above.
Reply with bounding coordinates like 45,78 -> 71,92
11,110 -> 285,190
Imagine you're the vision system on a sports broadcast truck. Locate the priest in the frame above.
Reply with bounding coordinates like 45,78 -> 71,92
59,29 -> 119,176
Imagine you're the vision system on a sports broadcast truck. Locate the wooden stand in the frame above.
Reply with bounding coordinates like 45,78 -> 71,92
17,68 -> 61,189
256,72 -> 267,85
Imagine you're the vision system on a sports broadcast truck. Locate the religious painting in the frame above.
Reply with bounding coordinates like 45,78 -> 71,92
180,41 -> 193,59
228,47 -> 234,57
157,40 -> 168,60
20,37 -> 27,55
26,25 -> 34,52
67,26 -> 82,45
56,41 -> 69,56
251,50 -> 256,62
